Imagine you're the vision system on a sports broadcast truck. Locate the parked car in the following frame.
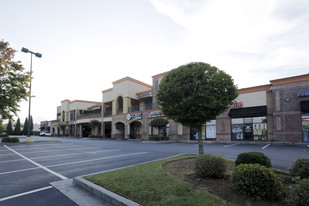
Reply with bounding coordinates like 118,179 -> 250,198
39,131 -> 52,136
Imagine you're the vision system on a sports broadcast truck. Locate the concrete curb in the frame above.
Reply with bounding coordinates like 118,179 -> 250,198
178,140 -> 309,145
73,177 -> 142,206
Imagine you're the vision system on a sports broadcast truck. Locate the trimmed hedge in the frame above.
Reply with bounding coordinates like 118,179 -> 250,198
285,178 -> 309,206
230,164 -> 282,200
290,158 -> 309,179
235,152 -> 271,168
194,154 -> 227,179
1,137 -> 19,143
148,135 -> 169,141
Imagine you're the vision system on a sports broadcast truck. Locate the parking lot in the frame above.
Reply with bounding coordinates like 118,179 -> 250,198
0,137 -> 308,206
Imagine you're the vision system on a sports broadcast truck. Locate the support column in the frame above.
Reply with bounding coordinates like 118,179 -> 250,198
79,125 -> 83,138
123,97 -> 130,113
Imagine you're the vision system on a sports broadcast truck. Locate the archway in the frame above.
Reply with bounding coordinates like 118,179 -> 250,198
129,121 -> 142,139
115,122 -> 125,139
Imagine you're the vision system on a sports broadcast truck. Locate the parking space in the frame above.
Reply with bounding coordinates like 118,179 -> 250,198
0,141 -> 153,205
0,138 -> 308,205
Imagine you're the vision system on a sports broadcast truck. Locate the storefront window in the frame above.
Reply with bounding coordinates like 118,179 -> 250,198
302,114 -> 309,142
206,120 -> 216,139
231,117 -> 267,141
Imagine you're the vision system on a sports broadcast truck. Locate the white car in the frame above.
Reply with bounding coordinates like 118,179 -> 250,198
39,131 -> 52,136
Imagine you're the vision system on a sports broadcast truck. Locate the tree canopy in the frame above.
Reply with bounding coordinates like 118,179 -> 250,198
0,40 -> 30,120
156,62 -> 238,153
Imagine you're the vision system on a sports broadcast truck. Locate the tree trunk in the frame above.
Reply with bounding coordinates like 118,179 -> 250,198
198,127 -> 204,154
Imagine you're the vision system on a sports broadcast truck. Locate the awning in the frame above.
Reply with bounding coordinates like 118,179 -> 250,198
228,106 -> 267,118
301,100 -> 309,112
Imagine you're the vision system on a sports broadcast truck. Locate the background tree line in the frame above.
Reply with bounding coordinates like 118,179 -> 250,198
4,116 -> 34,135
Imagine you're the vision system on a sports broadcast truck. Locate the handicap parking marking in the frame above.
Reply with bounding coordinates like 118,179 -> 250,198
262,144 -> 270,150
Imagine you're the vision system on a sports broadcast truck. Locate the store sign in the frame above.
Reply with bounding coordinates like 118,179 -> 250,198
147,110 -> 164,119
137,92 -> 152,99
297,91 -> 309,97
227,102 -> 243,108
91,105 -> 101,110
126,113 -> 142,120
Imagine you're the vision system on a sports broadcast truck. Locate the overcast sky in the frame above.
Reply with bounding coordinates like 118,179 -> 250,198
1,0 -> 309,124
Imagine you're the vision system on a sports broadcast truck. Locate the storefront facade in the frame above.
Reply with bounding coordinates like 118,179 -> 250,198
216,74 -> 309,142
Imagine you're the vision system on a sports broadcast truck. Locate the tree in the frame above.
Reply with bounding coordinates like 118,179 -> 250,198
7,119 -> 13,135
23,117 -> 28,135
90,120 -> 100,136
14,118 -> 21,135
156,62 -> 238,154
59,123 -> 67,135
149,118 -> 169,136
0,40 -> 30,120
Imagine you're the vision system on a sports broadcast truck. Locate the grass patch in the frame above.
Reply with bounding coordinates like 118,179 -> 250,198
85,155 -> 229,206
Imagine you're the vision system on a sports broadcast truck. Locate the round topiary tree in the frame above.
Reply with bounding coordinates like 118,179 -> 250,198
231,164 -> 282,200
194,154 -> 227,179
235,152 -> 272,168
156,62 -> 238,154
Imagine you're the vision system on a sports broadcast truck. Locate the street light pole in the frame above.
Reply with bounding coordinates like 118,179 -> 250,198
21,47 -> 42,142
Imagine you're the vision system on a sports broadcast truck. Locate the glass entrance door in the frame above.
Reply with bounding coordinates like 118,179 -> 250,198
302,114 -> 309,142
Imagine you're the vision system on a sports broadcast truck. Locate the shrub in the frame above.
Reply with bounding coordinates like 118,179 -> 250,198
0,133 -> 8,137
194,154 -> 227,179
1,137 -> 19,143
235,152 -> 271,168
1,137 -> 11,142
290,159 -> 309,179
230,164 -> 282,200
286,178 -> 309,206
10,137 -> 19,143
149,135 -> 161,141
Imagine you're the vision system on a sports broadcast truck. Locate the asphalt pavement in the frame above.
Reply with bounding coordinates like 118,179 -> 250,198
0,136 -> 308,205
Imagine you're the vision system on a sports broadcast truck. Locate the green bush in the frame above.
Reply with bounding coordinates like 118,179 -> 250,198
148,135 -> 169,141
149,135 -> 161,141
286,178 -> 309,206
1,137 -> 19,143
0,133 -> 8,137
194,154 -> 227,179
230,164 -> 282,200
10,137 -> 19,143
290,159 -> 309,179
1,137 -> 11,142
235,152 -> 271,168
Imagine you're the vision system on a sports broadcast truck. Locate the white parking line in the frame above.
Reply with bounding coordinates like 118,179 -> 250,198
0,151 -> 148,176
0,149 -> 120,164
46,152 -> 148,168
0,167 -> 39,175
4,144 -> 98,152
0,186 -> 53,202
262,144 -> 270,150
0,146 -> 102,156
4,145 -> 68,180
223,144 -> 238,148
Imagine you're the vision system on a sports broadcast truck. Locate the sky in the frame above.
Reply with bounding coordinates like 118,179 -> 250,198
1,0 -> 309,124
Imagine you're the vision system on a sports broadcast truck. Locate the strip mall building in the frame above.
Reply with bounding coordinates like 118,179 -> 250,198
42,73 -> 309,142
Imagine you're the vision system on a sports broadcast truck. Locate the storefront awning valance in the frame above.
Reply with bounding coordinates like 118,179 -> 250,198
301,100 -> 309,112
228,106 -> 267,118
